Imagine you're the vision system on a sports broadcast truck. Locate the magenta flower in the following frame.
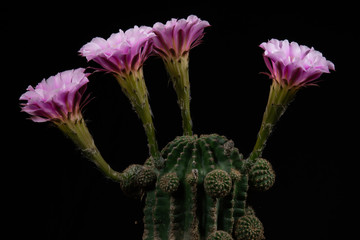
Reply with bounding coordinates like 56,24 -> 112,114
79,26 -> 155,74
20,68 -> 90,123
260,39 -> 335,87
152,15 -> 210,59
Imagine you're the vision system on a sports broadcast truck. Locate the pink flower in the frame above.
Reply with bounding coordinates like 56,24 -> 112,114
260,39 -> 335,87
20,68 -> 90,123
79,26 -> 155,74
152,15 -> 210,59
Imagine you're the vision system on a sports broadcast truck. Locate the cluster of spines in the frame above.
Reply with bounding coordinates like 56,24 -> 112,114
120,134 -> 275,240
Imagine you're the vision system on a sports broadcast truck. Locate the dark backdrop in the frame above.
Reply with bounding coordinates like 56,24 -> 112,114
5,2 -> 357,240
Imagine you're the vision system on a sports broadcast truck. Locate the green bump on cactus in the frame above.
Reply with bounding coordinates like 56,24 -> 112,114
186,171 -> 198,185
230,168 -> 241,182
249,158 -> 275,191
235,215 -> 265,240
144,157 -> 155,167
137,166 -> 157,188
120,164 -> 144,198
204,169 -> 232,198
207,230 -> 234,240
159,172 -> 180,193
244,206 -> 256,216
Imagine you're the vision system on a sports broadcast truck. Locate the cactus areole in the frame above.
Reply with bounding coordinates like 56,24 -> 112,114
20,15 -> 334,240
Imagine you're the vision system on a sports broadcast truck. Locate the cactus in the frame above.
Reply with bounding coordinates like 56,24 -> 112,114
20,16 -> 334,240
119,134 -> 273,240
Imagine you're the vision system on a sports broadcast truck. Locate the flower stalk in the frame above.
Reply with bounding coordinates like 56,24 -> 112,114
56,116 -> 122,182
249,81 -> 298,161
115,69 -> 160,160
164,56 -> 193,136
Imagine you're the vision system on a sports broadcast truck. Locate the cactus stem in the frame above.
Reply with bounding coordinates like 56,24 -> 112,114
153,182 -> 171,239
205,196 -> 218,237
140,134 -> 254,240
233,174 -> 249,223
143,190 -> 156,240
218,181 -> 236,234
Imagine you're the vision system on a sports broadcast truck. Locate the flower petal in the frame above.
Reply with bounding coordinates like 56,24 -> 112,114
20,68 -> 90,123
152,15 -> 210,59
260,39 -> 335,87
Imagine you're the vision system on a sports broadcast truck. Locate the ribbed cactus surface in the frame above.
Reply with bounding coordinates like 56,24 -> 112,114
120,134 -> 275,240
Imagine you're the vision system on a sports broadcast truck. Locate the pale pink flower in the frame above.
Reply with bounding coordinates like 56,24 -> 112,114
152,15 -> 210,59
260,39 -> 335,87
20,68 -> 90,123
79,26 -> 155,74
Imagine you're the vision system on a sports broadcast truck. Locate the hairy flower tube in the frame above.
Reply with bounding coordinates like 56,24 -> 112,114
152,15 -> 210,136
79,26 -> 161,162
250,39 -> 335,160
20,68 -> 121,182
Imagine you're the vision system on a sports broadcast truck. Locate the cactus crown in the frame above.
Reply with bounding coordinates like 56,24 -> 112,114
160,134 -> 241,184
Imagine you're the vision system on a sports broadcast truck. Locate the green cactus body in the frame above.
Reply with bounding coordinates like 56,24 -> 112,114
120,133 -> 274,240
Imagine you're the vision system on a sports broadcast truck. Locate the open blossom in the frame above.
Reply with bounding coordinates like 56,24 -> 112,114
20,68 -> 89,123
79,26 -> 155,74
80,25 -> 160,159
260,39 -> 335,87
152,15 -> 210,59
151,15 -> 209,136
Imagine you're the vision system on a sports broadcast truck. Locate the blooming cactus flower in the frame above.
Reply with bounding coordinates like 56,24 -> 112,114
151,15 -> 210,136
20,68 -> 89,123
79,25 -> 160,160
79,26 -> 155,75
152,15 -> 210,59
20,68 -> 122,182
250,39 -> 335,160
260,39 -> 335,87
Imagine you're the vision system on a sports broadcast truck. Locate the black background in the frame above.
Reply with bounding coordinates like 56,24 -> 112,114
5,2 -> 358,240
